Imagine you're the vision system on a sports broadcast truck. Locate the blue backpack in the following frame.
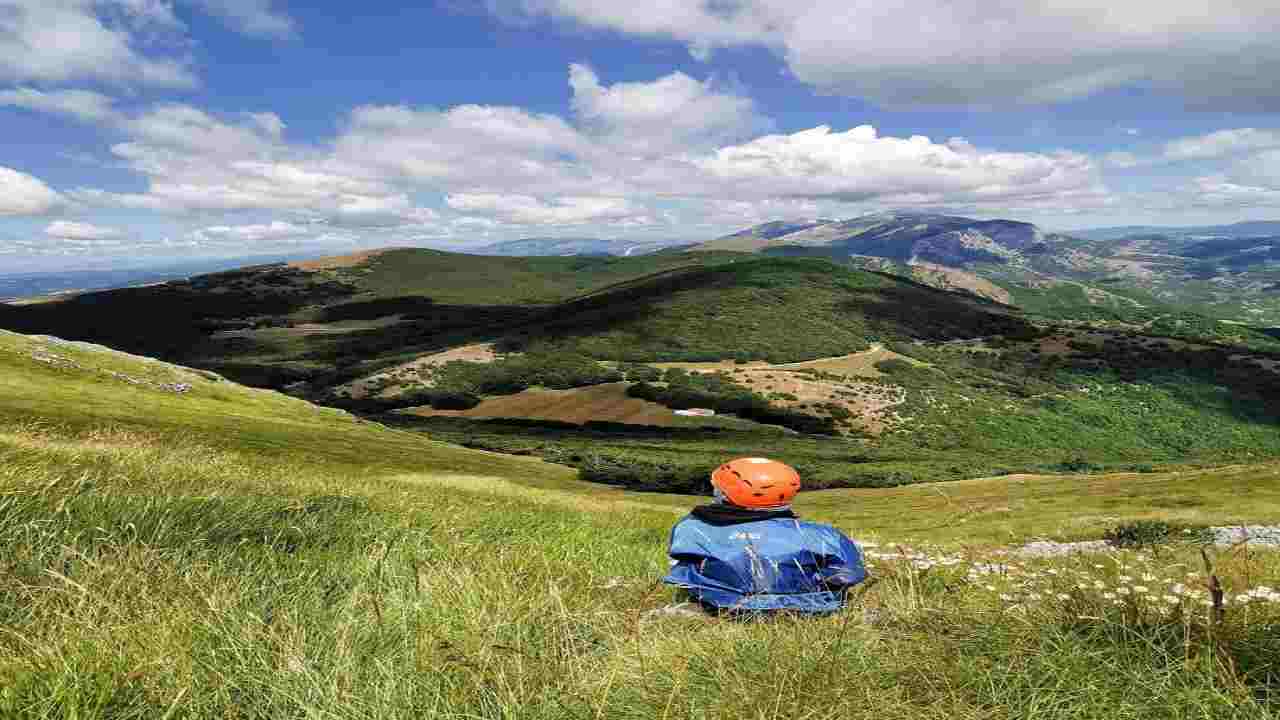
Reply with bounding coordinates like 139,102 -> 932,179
662,506 -> 867,613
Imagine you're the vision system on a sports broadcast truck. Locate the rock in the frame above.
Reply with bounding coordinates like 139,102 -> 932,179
1014,540 -> 1113,557
644,603 -> 707,620
1211,526 -> 1280,547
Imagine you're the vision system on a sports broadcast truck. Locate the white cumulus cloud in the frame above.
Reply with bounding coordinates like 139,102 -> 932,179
500,0 -> 1280,109
446,193 -> 643,225
73,103 -> 401,215
1102,128 -> 1280,170
186,0 -> 296,38
55,64 -> 1121,243
0,0 -> 196,88
0,87 -> 119,122
1163,128 -> 1280,162
568,63 -> 767,153
0,0 -> 298,90
45,220 -> 121,240
688,125 -> 1102,206
1224,149 -> 1280,189
334,102 -> 601,196
0,165 -> 63,216
190,220 -> 313,244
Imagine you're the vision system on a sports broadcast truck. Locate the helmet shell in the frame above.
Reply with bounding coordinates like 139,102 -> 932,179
711,457 -> 801,509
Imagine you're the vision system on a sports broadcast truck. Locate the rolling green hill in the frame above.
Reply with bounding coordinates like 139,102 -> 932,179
4,250 -> 1280,494
347,248 -> 741,304
0,252 -> 1025,387
498,257 -> 1032,363
0,249 -> 742,387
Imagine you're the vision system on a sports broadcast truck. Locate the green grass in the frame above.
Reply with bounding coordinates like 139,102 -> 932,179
0,250 -> 744,388
506,258 -> 1031,363
344,248 -> 740,305
4,329 -> 1280,717
391,344 -> 1280,492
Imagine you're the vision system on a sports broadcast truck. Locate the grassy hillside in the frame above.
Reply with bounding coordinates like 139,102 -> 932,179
5,252 -> 1278,495
0,250 -> 742,387
345,248 -> 741,305
0,253 -> 1028,386
3,328 -> 1280,717
500,258 -> 1031,363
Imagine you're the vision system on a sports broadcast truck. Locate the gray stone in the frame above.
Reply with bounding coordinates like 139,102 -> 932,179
643,603 -> 708,620
1211,526 -> 1280,547
1014,540 -> 1113,557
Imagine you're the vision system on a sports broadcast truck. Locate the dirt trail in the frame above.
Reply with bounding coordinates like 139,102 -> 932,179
653,343 -> 892,375
338,343 -> 497,398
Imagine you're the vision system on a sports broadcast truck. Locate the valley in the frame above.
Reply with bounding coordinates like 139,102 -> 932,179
3,237 -> 1278,497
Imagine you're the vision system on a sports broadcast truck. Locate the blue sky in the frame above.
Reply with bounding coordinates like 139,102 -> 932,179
3,1 -> 1280,270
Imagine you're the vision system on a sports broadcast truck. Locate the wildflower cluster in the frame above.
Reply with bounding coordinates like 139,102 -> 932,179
863,544 -> 965,571
862,544 -> 1280,620
1234,586 -> 1280,605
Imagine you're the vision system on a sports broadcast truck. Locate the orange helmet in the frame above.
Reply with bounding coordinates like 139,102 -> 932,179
711,457 -> 801,509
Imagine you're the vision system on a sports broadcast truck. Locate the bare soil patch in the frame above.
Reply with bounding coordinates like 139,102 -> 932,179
732,369 -> 906,434
652,345 -> 912,434
773,345 -> 906,377
909,262 -> 1012,304
339,343 -> 498,398
1103,256 -> 1157,280
653,344 -> 905,378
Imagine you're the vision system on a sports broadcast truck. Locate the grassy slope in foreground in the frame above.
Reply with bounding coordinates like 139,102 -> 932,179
3,328 -> 1280,717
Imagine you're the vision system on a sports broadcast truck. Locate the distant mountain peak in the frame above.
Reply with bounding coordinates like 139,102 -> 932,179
695,212 -> 1052,264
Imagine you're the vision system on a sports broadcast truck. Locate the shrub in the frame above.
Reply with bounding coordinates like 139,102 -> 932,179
428,391 -> 482,410
569,452 -> 708,494
1104,520 -> 1177,548
430,353 -> 623,396
627,376 -> 837,435
874,358 -> 916,375
817,403 -> 853,421
1052,457 -> 1104,473
617,363 -> 661,382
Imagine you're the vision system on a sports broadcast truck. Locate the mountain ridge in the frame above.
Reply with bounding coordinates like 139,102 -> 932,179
695,212 -> 1280,326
